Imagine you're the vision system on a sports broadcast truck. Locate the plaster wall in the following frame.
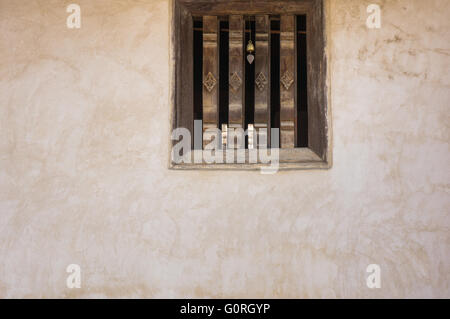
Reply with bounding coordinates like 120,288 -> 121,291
0,0 -> 449,298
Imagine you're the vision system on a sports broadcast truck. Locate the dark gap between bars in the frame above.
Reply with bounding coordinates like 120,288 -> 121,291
219,20 -> 229,148
297,15 -> 308,147
193,19 -> 203,150
244,19 -> 255,149
270,18 -> 280,148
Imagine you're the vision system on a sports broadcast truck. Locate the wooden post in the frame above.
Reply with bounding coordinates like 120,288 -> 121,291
228,15 -> 245,148
254,15 -> 270,148
202,16 -> 219,148
280,15 -> 296,148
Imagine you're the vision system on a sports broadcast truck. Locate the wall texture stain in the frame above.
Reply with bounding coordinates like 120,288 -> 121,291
0,0 -> 449,298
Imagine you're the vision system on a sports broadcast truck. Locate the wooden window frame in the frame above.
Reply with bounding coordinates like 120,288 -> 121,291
170,0 -> 331,170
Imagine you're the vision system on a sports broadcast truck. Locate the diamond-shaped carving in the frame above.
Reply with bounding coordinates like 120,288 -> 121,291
203,72 -> 217,92
281,71 -> 294,90
255,72 -> 268,91
229,72 -> 242,93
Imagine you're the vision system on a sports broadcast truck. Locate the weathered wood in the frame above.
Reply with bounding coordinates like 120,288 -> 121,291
308,2 -> 328,160
254,15 -> 270,148
175,3 -> 194,150
202,16 -> 219,148
181,0 -> 313,15
172,148 -> 325,170
280,15 -> 296,148
193,27 -> 307,35
228,15 -> 245,142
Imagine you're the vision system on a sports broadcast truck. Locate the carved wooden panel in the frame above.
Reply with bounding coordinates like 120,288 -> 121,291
280,15 -> 296,148
203,16 -> 219,148
228,15 -> 245,139
254,15 -> 270,148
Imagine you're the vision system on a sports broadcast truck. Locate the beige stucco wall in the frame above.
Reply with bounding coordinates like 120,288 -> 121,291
0,0 -> 449,298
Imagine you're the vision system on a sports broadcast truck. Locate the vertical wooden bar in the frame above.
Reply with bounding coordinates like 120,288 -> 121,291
254,15 -> 270,148
228,15 -> 245,147
280,15 -> 296,148
175,4 -> 194,150
203,16 -> 219,148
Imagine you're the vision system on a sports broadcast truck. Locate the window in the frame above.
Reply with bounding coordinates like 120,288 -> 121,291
170,0 -> 331,170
